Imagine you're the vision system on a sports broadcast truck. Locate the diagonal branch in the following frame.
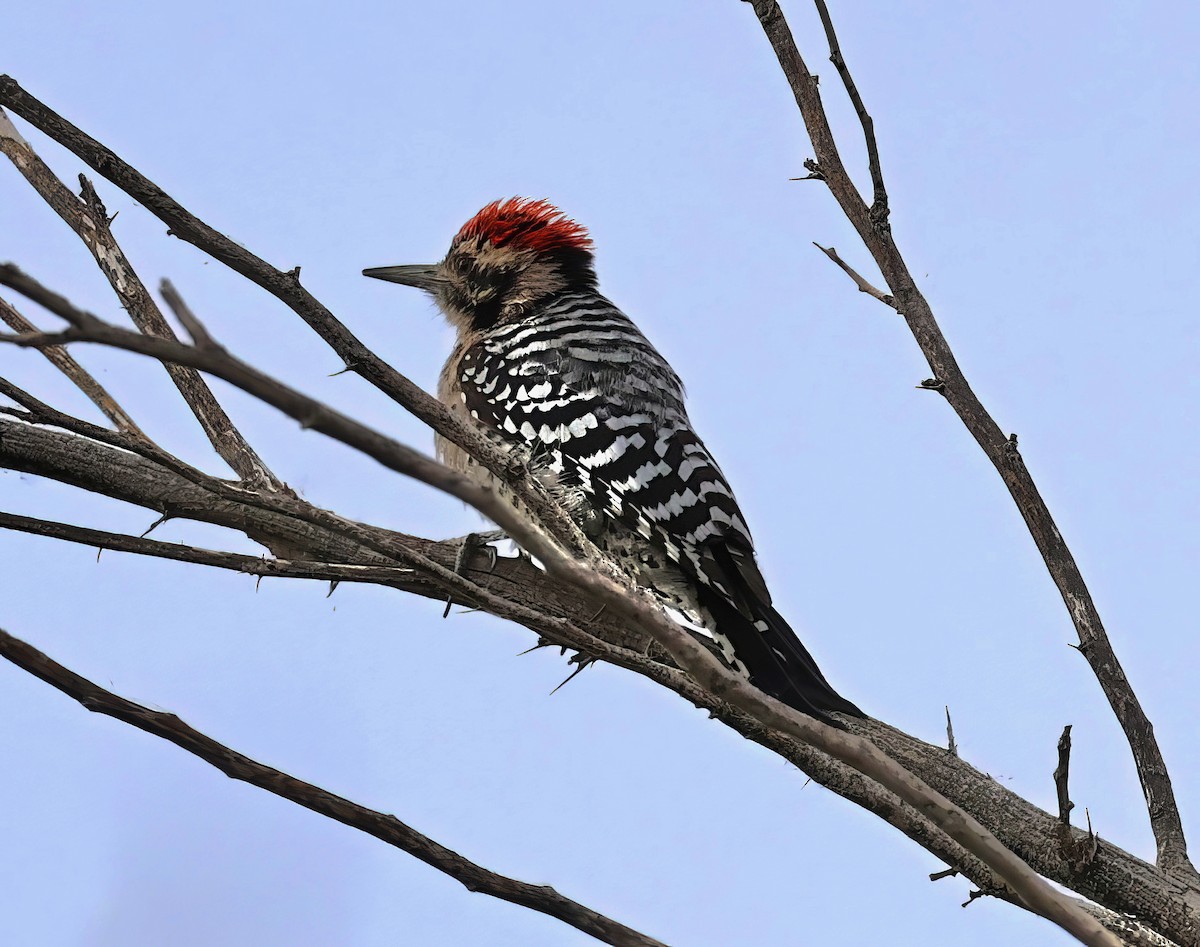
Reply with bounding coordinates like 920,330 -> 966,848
745,0 -> 1194,880
0,106 -> 283,490
812,243 -> 894,307
0,77 -> 586,556
0,265 -> 1125,946
0,627 -> 666,947
4,416 -> 1195,943
0,293 -> 144,435
0,513 -> 1146,944
811,0 -> 887,222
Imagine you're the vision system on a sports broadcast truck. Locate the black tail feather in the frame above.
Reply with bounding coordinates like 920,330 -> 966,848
697,580 -> 864,720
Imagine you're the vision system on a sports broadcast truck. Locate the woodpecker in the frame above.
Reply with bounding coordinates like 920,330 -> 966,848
364,198 -> 862,719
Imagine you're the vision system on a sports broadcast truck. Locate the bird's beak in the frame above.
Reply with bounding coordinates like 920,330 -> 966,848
362,264 -> 443,291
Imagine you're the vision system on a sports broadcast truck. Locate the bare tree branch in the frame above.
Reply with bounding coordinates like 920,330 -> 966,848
0,294 -> 143,435
1056,725 -> 1076,826
0,108 -> 282,490
811,0 -> 888,222
812,243 -> 894,306
0,511 -> 421,585
0,265 -> 1128,947
4,36 -> 1197,941
0,628 -> 667,947
0,77 -> 587,556
744,0 -> 1194,880
5,415 -> 1196,943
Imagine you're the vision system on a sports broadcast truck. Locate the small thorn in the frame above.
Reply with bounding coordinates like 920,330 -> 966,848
917,378 -> 945,393
140,514 -> 169,539
96,547 -> 104,563
945,705 -> 958,757
587,603 -> 607,623
286,266 -> 302,282
442,595 -> 454,619
517,640 -> 553,657
549,656 -> 594,695
929,868 -> 958,882
327,580 -> 339,598
328,365 -> 353,377
255,575 -> 263,592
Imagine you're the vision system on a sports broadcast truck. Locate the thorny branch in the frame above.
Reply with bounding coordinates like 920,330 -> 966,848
0,628 -> 667,947
0,107 -> 280,489
0,266 -> 1125,947
0,80 -> 588,559
2,4 -> 1198,940
3,415 -> 1193,945
744,0 -> 1195,882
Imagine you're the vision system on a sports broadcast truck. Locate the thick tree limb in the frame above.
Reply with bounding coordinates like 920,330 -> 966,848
0,628 -> 666,947
0,108 -> 281,490
4,417 -> 1196,943
2,48 -> 1195,943
745,0 -> 1194,880
0,274 -> 1126,947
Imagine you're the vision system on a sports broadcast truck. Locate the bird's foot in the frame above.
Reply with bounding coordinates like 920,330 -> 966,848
442,531 -> 502,618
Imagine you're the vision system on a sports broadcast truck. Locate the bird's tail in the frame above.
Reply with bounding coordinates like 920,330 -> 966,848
697,581 -> 864,721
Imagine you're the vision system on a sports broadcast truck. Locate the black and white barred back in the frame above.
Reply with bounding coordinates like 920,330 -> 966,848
453,289 -> 863,719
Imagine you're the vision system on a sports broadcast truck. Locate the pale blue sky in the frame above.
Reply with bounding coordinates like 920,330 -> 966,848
3,2 -> 1198,945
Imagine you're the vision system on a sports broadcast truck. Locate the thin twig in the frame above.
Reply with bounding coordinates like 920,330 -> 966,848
0,511 -> 420,586
0,109 -> 283,491
0,293 -> 144,435
811,0 -> 888,223
745,0 -> 1194,881
1055,725 -> 1075,826
159,280 -> 216,349
0,627 -> 666,947
813,243 -> 895,307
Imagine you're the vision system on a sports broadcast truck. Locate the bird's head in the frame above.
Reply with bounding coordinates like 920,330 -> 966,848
363,198 -> 597,333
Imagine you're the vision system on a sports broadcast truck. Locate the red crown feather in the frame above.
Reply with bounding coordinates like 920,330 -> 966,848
454,198 -> 592,254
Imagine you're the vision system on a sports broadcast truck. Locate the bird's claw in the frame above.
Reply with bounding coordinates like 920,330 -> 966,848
443,531 -> 501,618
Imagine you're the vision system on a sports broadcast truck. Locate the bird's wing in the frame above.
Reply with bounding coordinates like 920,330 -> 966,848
457,322 -> 863,718
456,329 -> 760,582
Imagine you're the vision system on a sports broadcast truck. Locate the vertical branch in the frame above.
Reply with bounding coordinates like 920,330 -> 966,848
1055,725 -> 1075,826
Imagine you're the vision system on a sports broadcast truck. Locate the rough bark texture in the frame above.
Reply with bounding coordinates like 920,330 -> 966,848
4,416 -> 1197,944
